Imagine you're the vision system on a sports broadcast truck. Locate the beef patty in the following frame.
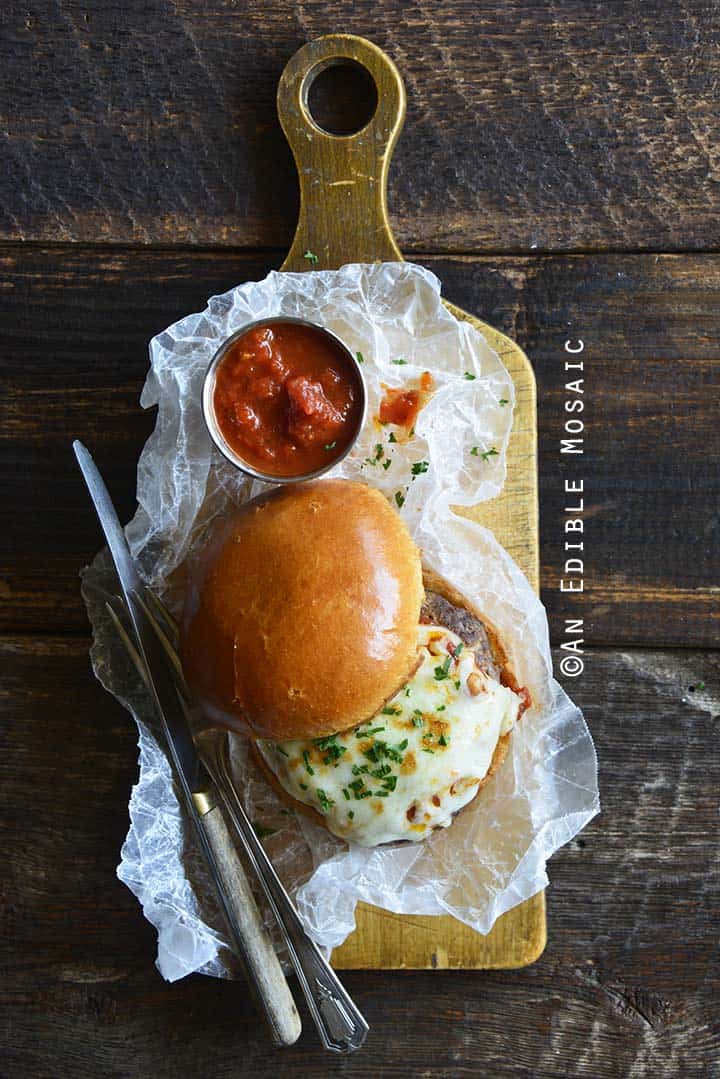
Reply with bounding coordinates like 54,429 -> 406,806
420,590 -> 500,680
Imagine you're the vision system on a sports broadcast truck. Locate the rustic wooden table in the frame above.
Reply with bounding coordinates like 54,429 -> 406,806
2,4 -> 718,1077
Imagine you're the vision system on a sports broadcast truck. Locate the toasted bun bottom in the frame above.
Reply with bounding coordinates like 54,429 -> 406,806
251,567 -> 521,840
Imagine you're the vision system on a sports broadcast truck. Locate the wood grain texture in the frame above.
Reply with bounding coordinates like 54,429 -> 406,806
2,1 -> 720,252
1,246 -> 717,645
3,4 -> 718,1073
1,636 -> 717,1076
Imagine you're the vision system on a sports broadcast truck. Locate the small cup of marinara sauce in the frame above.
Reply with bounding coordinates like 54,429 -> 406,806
202,317 -> 367,482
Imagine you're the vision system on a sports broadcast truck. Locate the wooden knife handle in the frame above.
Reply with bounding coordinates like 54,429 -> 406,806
198,801 -> 302,1047
277,34 -> 406,271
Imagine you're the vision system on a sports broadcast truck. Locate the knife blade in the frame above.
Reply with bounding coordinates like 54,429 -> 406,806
73,440 -> 301,1047
74,441 -> 203,798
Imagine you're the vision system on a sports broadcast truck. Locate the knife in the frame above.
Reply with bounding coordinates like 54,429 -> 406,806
73,440 -> 302,1048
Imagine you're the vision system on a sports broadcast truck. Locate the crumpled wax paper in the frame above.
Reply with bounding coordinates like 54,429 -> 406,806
81,261 -> 599,980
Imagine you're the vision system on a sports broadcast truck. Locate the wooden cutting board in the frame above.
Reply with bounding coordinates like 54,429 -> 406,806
277,35 -> 544,970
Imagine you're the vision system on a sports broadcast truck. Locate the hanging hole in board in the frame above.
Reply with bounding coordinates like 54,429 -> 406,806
304,59 -> 378,136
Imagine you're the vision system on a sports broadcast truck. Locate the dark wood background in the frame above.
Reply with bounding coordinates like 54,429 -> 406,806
2,3 -> 718,1077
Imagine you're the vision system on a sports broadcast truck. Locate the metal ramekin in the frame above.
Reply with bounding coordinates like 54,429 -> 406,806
201,316 -> 367,484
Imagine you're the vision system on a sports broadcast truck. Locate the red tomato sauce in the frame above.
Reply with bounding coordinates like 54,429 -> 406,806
378,371 -> 434,430
212,322 -> 362,477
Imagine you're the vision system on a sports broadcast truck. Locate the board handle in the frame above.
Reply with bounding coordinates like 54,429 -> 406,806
278,34 -> 406,271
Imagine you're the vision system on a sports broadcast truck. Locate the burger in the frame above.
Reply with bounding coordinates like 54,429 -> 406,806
181,480 -> 530,847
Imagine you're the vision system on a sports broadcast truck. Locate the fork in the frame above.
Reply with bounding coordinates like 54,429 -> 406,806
105,589 -> 369,1054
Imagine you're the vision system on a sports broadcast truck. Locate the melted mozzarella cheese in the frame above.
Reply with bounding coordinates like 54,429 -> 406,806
257,624 -> 522,847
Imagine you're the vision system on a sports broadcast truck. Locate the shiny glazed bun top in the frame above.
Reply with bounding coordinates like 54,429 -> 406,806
180,480 -> 424,740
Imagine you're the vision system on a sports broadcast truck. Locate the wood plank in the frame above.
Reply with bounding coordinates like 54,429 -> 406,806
1,636 -> 718,1075
2,3 -> 720,252
2,247 -> 718,645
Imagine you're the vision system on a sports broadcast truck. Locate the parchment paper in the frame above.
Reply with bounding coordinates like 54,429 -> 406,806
81,262 -> 599,979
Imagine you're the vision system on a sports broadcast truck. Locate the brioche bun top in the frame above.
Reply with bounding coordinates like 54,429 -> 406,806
180,480 -> 423,740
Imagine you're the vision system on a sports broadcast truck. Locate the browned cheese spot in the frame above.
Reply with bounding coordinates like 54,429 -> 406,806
450,777 -> 481,797
428,718 -> 450,737
401,750 -> 417,775
467,671 -> 485,696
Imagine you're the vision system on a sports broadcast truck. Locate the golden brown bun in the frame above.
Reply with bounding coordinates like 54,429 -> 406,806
251,567 -> 523,837
180,480 -> 423,740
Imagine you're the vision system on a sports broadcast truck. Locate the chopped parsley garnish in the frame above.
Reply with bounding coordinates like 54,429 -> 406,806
274,744 -> 289,756
434,656 -> 452,680
349,779 -> 365,793
374,789 -> 390,797
321,743 -> 347,766
499,398 -> 509,406
302,750 -> 314,775
314,735 -> 338,750
411,461 -> 429,476
382,775 -> 398,792
324,747 -> 346,768
303,250 -> 319,264
381,705 -> 401,715
697,680 -> 706,690
324,441 -> 337,451
363,738 -> 407,765
299,782 -> 308,791
342,788 -> 350,801
422,732 -> 433,742
453,642 -> 464,659
356,351 -> 365,364
352,763 -> 369,776
481,447 -> 499,461
363,744 -> 382,763
388,739 -> 408,761
464,372 -> 476,380
404,687 -> 411,697
252,822 -> 277,839
392,358 -> 408,365
356,726 -> 385,738
370,764 -> 392,779
316,788 -> 334,812
438,733 -> 448,747
374,443 -> 384,460
437,704 -> 446,712
382,458 -> 392,471
348,810 -> 355,820
412,716 -> 424,727
470,446 -> 479,456
388,432 -> 397,443
395,491 -> 405,509
422,748 -> 435,754
454,679 -> 461,690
